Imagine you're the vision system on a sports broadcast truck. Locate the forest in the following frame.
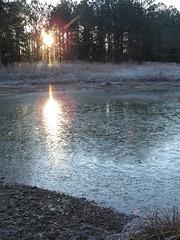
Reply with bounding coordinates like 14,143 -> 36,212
0,0 -> 180,65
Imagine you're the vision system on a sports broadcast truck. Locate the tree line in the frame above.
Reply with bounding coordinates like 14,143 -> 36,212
1,0 -> 180,65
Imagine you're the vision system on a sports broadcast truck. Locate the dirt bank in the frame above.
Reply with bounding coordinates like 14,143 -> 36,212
0,180 -> 134,240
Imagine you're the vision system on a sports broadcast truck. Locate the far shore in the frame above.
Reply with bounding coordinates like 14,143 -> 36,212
0,62 -> 180,95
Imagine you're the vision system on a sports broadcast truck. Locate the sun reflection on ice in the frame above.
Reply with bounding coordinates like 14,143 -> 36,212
43,86 -> 62,144
43,85 -> 74,158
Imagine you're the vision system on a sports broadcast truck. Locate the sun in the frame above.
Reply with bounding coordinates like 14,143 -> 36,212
43,33 -> 53,47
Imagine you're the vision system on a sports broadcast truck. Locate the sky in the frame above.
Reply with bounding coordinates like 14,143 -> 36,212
38,0 -> 180,10
159,0 -> 180,10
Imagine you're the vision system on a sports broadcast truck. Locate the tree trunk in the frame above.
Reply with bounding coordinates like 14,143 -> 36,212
0,28 -> 2,66
0,0 -> 2,66
120,30 -> 124,62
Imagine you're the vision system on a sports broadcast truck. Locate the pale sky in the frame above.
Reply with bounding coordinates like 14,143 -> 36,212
158,0 -> 180,10
39,0 -> 180,11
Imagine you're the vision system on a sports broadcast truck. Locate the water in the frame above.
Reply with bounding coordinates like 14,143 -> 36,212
0,87 -> 180,214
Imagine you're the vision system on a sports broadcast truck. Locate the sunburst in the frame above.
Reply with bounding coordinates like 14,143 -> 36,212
43,33 -> 53,47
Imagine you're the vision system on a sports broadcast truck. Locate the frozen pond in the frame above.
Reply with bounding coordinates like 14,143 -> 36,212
0,87 -> 180,214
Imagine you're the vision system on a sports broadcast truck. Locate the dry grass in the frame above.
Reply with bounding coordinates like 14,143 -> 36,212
120,206 -> 180,240
0,61 -> 176,76
0,61 -> 137,84
0,61 -> 180,86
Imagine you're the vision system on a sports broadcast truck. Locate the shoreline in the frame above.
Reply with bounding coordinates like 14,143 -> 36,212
0,179 -> 134,240
0,79 -> 180,98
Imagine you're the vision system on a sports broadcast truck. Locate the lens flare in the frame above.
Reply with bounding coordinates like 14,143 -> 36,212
64,16 -> 79,29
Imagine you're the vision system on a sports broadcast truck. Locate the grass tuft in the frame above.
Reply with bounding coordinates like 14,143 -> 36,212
120,206 -> 180,240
